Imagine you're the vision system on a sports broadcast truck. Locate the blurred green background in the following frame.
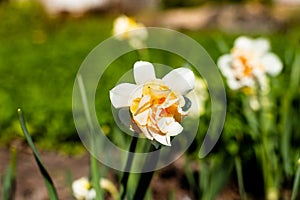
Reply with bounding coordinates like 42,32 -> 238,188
0,0 -> 299,155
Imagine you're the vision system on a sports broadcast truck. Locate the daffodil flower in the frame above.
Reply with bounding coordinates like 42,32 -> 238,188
217,36 -> 282,91
72,177 -> 96,200
110,61 -> 195,146
112,15 -> 148,49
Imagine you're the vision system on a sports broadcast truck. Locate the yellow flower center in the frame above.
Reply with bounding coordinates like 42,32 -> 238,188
238,55 -> 253,77
130,81 -> 183,135
84,182 -> 92,190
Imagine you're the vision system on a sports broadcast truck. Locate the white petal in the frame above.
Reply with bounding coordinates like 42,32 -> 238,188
234,36 -> 270,56
110,83 -> 138,108
138,126 -> 154,140
133,95 -> 151,126
133,61 -> 156,84
128,85 -> 143,103
158,117 -> 183,136
218,55 -> 233,78
133,110 -> 149,126
234,36 -> 253,50
256,73 -> 269,91
151,131 -> 171,146
162,68 -> 195,95
240,77 -> 255,88
161,94 -> 179,108
261,53 -> 283,76
86,189 -> 96,200
157,117 -> 172,133
253,38 -> 270,55
166,121 -> 183,136
227,79 -> 243,90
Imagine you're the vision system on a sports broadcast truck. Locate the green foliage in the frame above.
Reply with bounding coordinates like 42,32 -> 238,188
18,108 -> 59,200
0,2 -> 111,152
1,148 -> 16,200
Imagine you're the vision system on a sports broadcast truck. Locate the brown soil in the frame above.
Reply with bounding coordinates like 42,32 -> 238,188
0,142 -> 240,200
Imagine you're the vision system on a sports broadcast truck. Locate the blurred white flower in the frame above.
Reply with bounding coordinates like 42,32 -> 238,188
72,177 -> 96,200
217,36 -> 282,91
186,76 -> 208,118
112,15 -> 148,49
110,61 -> 195,146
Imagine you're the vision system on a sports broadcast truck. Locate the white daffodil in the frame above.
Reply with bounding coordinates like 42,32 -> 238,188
217,36 -> 282,91
72,177 -> 96,200
110,61 -> 195,146
112,15 -> 148,49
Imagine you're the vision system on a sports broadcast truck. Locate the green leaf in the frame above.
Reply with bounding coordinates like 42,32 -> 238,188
281,51 -> 300,177
2,148 -> 17,200
291,162 -> 300,200
77,75 -> 104,200
200,154 -> 234,200
235,156 -> 247,200
18,108 -> 59,200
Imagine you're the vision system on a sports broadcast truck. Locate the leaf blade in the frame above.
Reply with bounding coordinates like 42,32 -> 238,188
18,108 -> 59,200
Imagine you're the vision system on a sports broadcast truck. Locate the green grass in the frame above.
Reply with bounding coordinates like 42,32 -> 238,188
0,2 -> 112,153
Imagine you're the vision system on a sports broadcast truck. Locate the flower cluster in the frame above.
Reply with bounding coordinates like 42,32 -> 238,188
110,61 -> 195,146
112,15 -> 148,49
218,36 -> 282,91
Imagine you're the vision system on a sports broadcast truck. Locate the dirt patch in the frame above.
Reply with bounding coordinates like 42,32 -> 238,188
0,143 -> 240,200
138,3 -> 300,33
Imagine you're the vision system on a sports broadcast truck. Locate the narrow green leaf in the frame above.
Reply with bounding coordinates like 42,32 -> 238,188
184,157 -> 200,199
132,145 -> 160,200
90,148 -> 103,200
65,170 -> 73,197
18,108 -> 59,200
2,148 -> 16,200
235,156 -> 247,200
289,52 -> 300,91
120,132 -> 138,200
281,51 -> 300,177
214,34 -> 230,54
292,162 -> 300,200
77,75 -> 104,200
200,155 -> 233,200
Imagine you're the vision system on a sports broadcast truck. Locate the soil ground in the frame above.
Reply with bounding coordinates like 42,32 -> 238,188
0,142 -> 241,200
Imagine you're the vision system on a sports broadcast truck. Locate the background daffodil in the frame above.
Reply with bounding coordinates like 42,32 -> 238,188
217,36 -> 282,91
112,15 -> 148,49
72,177 -> 96,200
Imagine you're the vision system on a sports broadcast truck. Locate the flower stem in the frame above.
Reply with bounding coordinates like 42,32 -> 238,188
235,156 -> 247,200
291,161 -> 300,200
120,132 -> 139,200
132,144 -> 161,200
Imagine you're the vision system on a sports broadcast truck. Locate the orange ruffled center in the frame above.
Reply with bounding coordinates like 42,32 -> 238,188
130,81 -> 184,136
